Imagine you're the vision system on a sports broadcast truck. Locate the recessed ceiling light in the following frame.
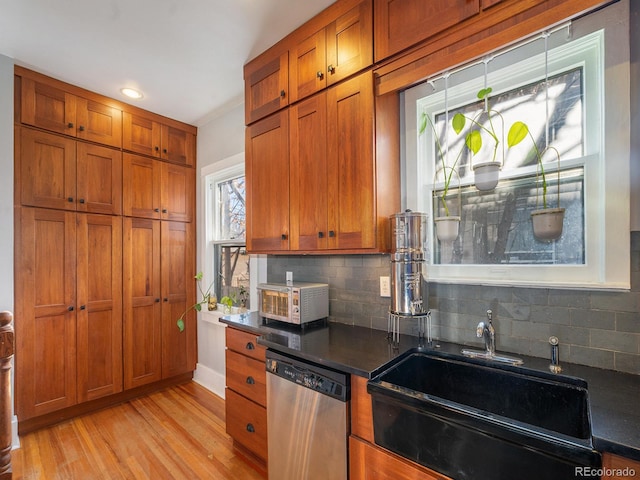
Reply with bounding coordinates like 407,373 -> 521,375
121,87 -> 143,99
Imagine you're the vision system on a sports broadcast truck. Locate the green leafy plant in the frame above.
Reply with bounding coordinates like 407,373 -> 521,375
176,271 -> 213,332
220,295 -> 234,311
419,112 -> 464,217
450,87 -> 504,166
507,121 -> 561,209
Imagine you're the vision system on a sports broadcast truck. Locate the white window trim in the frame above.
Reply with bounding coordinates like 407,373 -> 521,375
201,154 -> 266,312
403,6 -> 630,290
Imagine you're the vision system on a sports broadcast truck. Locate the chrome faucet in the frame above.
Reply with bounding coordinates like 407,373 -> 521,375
476,310 -> 496,355
549,336 -> 562,373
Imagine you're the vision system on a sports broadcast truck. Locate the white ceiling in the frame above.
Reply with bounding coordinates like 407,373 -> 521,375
0,0 -> 336,126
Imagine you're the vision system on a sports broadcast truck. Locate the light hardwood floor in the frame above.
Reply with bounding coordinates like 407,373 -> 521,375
11,382 -> 267,480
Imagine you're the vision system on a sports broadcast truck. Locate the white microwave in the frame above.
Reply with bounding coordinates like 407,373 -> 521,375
257,282 -> 329,325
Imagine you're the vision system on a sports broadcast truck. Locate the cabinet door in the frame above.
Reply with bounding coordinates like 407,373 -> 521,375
77,143 -> 122,215
122,111 -> 162,158
327,71 -> 375,250
161,221 -> 196,378
19,128 -> 76,210
374,0 -> 480,62
123,217 -> 162,389
326,1 -> 373,87
123,153 -> 161,219
289,92 -> 328,251
160,162 -> 194,222
161,124 -> 195,166
246,110 -> 290,252
244,51 -> 289,124
15,207 -> 77,420
76,98 -> 123,148
76,214 -> 123,402
289,29 -> 327,103
20,77 -> 77,136
350,436 -> 449,480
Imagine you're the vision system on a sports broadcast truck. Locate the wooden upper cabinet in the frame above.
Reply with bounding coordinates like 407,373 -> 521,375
123,153 -> 193,222
374,0 -> 480,62
20,76 -> 122,147
244,51 -> 289,125
326,71 -> 376,250
160,162 -> 195,223
246,110 -> 290,253
123,153 -> 161,219
19,128 -> 122,214
290,92 -> 329,251
123,111 -> 196,166
76,143 -> 122,215
290,0 -> 372,103
19,128 -> 76,211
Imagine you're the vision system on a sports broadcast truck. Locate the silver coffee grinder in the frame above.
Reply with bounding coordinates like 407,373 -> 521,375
388,210 -> 431,344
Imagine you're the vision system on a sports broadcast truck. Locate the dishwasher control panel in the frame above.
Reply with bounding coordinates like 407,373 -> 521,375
266,354 -> 349,402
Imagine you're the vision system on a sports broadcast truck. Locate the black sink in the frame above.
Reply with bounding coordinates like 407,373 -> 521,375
368,348 -> 601,480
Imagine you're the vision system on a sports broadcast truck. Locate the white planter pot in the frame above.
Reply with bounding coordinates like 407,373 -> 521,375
531,208 -> 565,241
434,216 -> 460,242
473,162 -> 500,191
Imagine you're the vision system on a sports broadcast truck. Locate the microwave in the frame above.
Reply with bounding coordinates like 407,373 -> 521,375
257,282 -> 329,325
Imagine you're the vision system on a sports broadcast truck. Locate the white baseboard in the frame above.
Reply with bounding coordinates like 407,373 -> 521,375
193,363 -> 226,399
12,415 -> 19,449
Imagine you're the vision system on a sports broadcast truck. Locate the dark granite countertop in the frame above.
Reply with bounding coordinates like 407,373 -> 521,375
220,312 -> 640,462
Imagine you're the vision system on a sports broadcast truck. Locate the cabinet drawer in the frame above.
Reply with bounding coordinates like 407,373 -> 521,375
225,389 -> 268,461
226,327 -> 266,362
226,349 -> 266,407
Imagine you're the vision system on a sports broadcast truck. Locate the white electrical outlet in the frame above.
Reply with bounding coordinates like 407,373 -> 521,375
286,271 -> 293,285
379,276 -> 391,297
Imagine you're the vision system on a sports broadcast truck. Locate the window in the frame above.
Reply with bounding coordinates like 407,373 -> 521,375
206,163 -> 250,308
403,5 -> 630,289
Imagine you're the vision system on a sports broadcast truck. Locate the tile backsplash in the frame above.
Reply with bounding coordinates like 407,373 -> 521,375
268,233 -> 640,375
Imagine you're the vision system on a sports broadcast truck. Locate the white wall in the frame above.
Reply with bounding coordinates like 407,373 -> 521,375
193,102 -> 245,397
0,55 -> 14,314
0,54 -> 18,448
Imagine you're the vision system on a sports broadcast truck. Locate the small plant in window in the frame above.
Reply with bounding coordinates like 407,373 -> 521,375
419,110 -> 464,242
176,272 -> 213,332
451,87 -> 505,191
507,121 -> 565,240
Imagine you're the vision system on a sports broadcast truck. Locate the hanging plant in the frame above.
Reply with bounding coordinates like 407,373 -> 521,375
507,121 -> 565,241
451,87 -> 504,191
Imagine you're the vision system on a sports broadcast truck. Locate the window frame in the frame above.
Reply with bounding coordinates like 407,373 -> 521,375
402,11 -> 630,290
201,154 -> 266,313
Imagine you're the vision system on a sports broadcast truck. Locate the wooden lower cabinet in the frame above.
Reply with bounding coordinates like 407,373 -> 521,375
601,453 -> 640,480
15,208 -> 123,420
123,218 -> 196,390
225,327 -> 268,463
350,436 -> 451,480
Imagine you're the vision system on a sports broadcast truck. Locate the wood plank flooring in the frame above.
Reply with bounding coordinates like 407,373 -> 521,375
11,382 -> 267,480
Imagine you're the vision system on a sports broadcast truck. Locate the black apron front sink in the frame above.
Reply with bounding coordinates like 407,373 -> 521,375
368,349 -> 601,480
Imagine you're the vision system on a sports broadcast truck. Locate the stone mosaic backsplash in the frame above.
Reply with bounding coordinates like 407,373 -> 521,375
267,233 -> 640,375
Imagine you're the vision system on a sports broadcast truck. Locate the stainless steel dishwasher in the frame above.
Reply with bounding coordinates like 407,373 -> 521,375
266,349 -> 349,480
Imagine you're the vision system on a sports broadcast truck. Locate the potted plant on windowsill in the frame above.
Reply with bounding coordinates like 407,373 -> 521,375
508,121 -> 565,241
419,112 -> 463,242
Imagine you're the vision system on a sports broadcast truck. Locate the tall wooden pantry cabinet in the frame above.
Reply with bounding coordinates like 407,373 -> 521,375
13,66 -> 197,432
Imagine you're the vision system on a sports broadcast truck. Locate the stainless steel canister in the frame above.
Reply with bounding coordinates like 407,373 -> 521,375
390,258 -> 427,315
390,210 -> 427,253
